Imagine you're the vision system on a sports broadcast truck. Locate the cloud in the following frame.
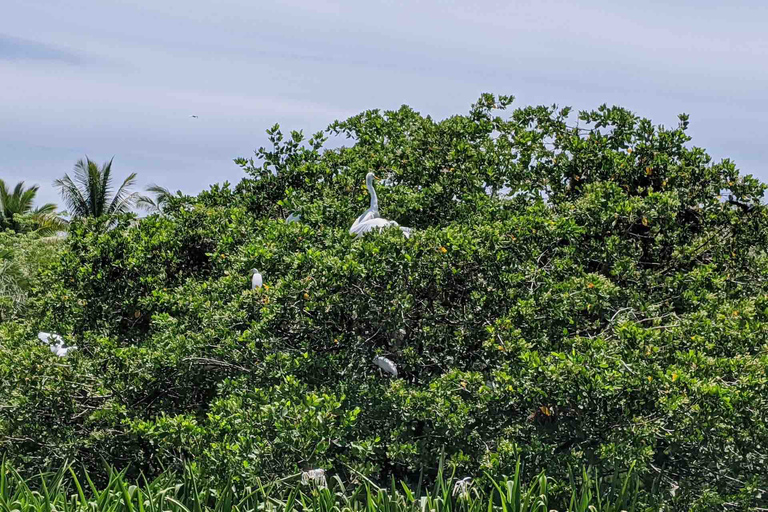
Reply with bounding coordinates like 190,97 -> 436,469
0,34 -> 82,64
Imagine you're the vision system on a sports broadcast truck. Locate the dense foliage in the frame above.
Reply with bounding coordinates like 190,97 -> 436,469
0,459 -> 642,512
2,95 -> 767,510
0,180 -> 64,235
0,232 -> 63,321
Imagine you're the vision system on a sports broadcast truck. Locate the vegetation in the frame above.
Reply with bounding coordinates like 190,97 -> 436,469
0,231 -> 63,321
2,95 -> 768,510
54,157 -> 141,219
138,184 -> 183,213
0,459 -> 644,512
0,180 -> 64,235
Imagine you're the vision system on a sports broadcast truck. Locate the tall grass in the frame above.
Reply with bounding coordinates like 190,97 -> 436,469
0,458 -> 646,512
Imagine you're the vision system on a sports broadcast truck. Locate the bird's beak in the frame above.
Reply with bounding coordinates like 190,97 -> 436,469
375,175 -> 381,180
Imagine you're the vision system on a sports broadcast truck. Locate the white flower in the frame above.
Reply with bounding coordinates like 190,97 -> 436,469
452,477 -> 472,497
373,356 -> 397,377
301,468 -> 327,488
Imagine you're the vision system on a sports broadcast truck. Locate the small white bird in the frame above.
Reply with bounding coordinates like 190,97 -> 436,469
373,356 -> 398,377
286,212 -> 301,223
250,269 -> 263,289
38,332 -> 77,357
350,173 -> 411,238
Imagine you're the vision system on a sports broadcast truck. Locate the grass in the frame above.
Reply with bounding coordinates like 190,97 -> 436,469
0,458 -> 647,512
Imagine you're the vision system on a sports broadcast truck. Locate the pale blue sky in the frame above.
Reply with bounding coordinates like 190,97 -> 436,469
2,0 -> 767,207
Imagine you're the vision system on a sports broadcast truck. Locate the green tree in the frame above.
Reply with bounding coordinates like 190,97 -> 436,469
0,180 -> 64,235
54,157 -> 140,218
3,96 -> 768,510
137,184 -> 182,213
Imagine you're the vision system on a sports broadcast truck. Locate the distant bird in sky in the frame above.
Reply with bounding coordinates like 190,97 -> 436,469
190,115 -> 198,118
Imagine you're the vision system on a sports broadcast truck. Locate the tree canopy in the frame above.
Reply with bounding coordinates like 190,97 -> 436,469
1,95 -> 767,510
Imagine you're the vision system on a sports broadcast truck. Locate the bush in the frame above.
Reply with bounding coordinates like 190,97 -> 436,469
0,231 -> 62,320
2,95 -> 767,509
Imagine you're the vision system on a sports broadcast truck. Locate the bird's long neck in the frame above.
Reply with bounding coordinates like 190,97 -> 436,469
367,176 -> 379,212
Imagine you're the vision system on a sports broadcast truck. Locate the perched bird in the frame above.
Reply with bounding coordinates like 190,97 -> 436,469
250,269 -> 263,289
38,332 -> 77,357
286,212 -> 301,223
373,355 -> 398,377
350,173 -> 410,238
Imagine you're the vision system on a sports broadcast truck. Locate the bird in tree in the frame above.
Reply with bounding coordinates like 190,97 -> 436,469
137,184 -> 182,213
250,269 -> 263,289
349,172 -> 411,238
0,179 -> 65,235
54,157 -> 141,218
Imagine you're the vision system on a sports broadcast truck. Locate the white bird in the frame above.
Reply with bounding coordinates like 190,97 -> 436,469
373,356 -> 398,377
350,173 -> 411,238
250,268 -> 263,289
38,332 -> 77,357
286,212 -> 301,223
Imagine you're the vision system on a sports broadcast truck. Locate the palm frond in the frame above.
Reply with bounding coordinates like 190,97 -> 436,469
33,203 -> 57,216
108,172 -> 139,215
31,213 -> 69,237
136,195 -> 160,212
137,184 -> 175,213
18,184 -> 39,214
56,157 -> 138,219
54,173 -> 90,217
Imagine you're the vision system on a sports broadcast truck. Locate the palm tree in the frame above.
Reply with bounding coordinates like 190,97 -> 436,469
0,180 -> 64,234
54,157 -> 140,219
137,184 -> 181,213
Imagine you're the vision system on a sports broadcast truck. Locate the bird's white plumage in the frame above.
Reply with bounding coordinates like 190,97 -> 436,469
350,173 -> 410,238
286,212 -> 301,223
250,269 -> 263,289
373,356 -> 398,376
38,332 -> 77,357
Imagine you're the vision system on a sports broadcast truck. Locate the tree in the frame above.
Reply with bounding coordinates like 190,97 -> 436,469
0,180 -> 64,235
137,184 -> 182,213
54,157 -> 140,218
3,96 -> 768,509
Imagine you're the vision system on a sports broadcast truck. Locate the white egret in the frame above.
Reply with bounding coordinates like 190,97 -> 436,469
250,269 -> 263,289
38,332 -> 77,357
373,355 -> 398,377
286,212 -> 301,223
350,173 -> 411,238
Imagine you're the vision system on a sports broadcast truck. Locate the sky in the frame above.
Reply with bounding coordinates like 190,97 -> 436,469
2,0 -> 767,207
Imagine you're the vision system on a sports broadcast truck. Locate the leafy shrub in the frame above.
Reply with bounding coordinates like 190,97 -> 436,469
0,231 -> 62,320
2,95 -> 767,510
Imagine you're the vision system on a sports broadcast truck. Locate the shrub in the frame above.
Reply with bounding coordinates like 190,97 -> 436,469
2,95 -> 767,509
